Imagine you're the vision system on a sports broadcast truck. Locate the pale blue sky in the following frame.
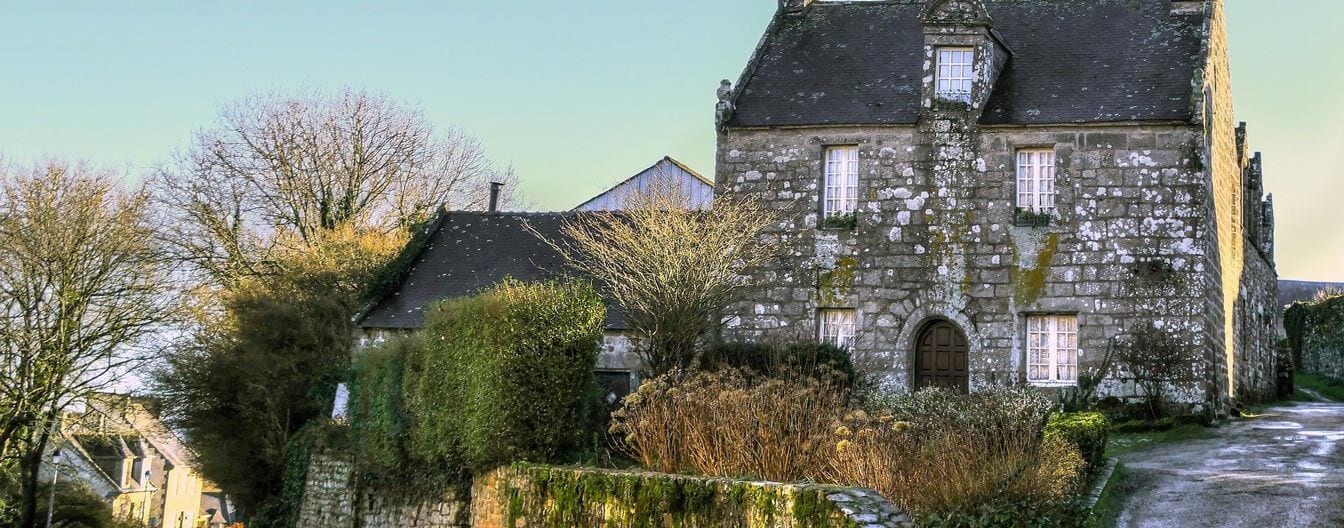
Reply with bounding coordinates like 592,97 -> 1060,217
0,1 -> 1339,281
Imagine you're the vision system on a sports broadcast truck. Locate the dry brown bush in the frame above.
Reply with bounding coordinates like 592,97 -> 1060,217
613,375 -> 1087,519
610,368 -> 844,481
823,389 -> 1085,516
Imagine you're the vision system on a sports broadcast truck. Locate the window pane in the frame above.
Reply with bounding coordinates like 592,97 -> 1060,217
819,309 -> 856,349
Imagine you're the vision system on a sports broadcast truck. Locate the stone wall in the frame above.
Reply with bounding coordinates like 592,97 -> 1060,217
716,121 -> 1217,406
471,465 -> 912,528
1292,296 -> 1344,380
294,456 -> 912,528
293,451 -> 470,528
294,451 -> 357,528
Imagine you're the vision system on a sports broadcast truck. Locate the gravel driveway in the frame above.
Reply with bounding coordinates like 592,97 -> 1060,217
1114,401 -> 1344,527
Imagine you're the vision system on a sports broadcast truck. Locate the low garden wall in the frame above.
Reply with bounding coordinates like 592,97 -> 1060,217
1286,295 -> 1344,380
472,464 -> 913,528
293,453 -> 913,528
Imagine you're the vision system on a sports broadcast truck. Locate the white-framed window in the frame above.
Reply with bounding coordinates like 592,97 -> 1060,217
1016,149 -> 1057,212
823,146 -> 859,217
936,47 -> 975,102
819,309 -> 856,349
1026,315 -> 1078,385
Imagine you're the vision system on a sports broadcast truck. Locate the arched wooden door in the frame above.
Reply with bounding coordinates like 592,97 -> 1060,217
914,320 -> 969,394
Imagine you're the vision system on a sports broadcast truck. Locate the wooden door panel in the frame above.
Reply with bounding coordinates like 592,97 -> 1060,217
914,320 -> 970,394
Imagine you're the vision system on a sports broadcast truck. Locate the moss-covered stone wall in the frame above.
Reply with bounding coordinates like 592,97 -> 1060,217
293,450 -> 471,528
471,465 -> 913,528
1290,296 -> 1344,381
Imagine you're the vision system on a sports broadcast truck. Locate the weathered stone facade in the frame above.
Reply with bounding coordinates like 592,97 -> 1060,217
716,0 -> 1277,410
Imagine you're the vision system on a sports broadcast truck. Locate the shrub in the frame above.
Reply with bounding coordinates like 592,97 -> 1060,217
873,386 -> 1055,442
349,336 -> 413,479
611,368 -> 847,481
403,278 -> 606,474
825,388 -> 1084,522
698,340 -> 857,384
1044,412 -> 1110,475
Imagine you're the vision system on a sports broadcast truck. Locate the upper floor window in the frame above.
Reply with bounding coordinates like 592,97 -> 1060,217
1016,149 -> 1056,212
936,47 -> 975,102
819,309 -> 856,350
1026,314 -> 1078,385
823,146 -> 859,218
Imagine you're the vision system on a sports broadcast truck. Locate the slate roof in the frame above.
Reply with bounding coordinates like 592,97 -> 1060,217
729,0 -> 1206,127
1278,280 -> 1344,307
358,212 -> 626,330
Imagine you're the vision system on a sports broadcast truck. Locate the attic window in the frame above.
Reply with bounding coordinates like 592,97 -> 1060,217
935,47 -> 975,103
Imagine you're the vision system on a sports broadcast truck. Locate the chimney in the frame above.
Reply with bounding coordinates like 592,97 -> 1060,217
780,0 -> 813,15
488,182 -> 504,213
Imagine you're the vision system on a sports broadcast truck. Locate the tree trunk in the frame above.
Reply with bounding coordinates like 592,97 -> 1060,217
18,415 -> 54,528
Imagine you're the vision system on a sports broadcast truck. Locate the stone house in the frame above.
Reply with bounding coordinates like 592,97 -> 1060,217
714,0 -> 1278,410
354,157 -> 711,404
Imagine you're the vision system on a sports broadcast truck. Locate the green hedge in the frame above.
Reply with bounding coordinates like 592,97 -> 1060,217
350,337 -> 413,479
403,278 -> 606,474
1044,412 -> 1110,475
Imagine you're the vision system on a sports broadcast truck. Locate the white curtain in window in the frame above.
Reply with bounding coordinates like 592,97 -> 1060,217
1026,315 -> 1078,384
824,146 -> 859,217
819,309 -> 856,349
936,48 -> 975,101
1017,150 -> 1056,212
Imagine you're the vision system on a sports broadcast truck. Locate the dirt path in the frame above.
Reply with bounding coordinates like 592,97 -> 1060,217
1114,402 -> 1344,527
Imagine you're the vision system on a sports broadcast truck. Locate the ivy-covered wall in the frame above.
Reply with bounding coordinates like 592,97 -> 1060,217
471,465 -> 913,528
1288,296 -> 1344,381
293,456 -> 913,528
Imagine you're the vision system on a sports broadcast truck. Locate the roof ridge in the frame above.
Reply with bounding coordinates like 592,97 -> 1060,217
663,156 -> 713,186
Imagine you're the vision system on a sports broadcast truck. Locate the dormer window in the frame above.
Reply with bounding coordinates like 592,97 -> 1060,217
935,47 -> 975,102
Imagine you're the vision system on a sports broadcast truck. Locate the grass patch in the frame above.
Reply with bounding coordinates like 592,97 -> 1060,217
1104,424 -> 1218,458
1294,373 -> 1344,402
1084,463 -> 1131,528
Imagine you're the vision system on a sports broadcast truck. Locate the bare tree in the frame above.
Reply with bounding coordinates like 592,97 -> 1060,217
154,88 -> 520,285
0,160 -> 173,527
537,186 -> 781,377
1116,322 -> 1199,418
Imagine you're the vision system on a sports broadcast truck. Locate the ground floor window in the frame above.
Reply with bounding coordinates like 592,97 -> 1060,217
595,369 -> 633,407
818,309 -> 856,349
1026,314 -> 1078,385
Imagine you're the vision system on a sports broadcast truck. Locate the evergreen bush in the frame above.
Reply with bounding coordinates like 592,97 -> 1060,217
1044,412 -> 1111,475
403,278 -> 606,474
